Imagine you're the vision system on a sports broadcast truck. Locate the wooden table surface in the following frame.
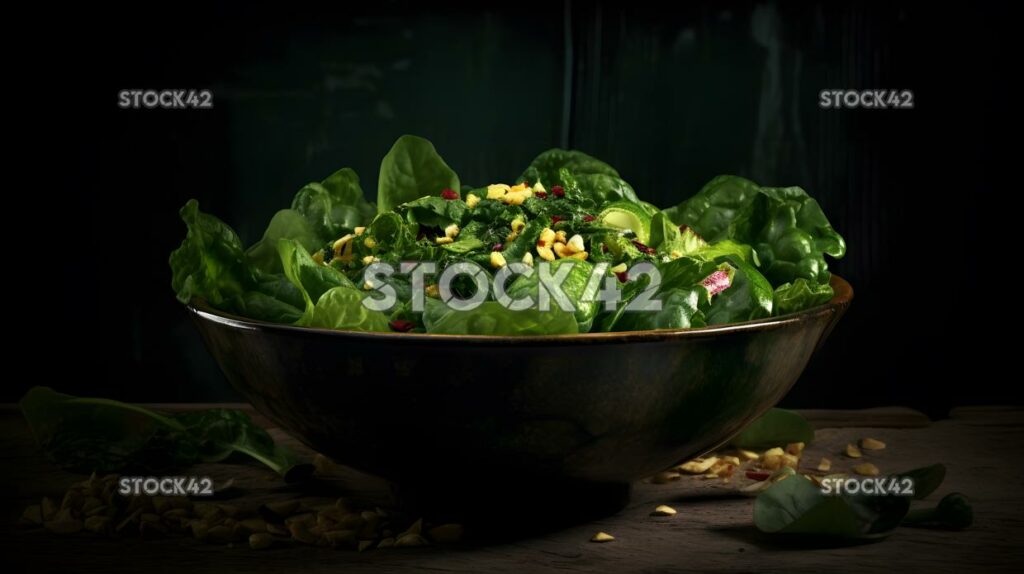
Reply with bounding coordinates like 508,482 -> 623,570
3,405 -> 1022,573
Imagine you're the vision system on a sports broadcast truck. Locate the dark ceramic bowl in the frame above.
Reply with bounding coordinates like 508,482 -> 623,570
189,276 -> 851,509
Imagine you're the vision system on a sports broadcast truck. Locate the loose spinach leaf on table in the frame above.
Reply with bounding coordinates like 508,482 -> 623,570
378,135 -> 460,213
730,408 -> 814,449
754,463 -> 949,541
19,387 -> 311,482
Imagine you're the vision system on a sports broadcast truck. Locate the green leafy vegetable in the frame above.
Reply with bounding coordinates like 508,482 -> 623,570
378,135 -> 460,213
427,301 -> 578,336
729,408 -> 814,449
19,387 -> 311,481
171,136 -> 847,335
903,493 -> 973,529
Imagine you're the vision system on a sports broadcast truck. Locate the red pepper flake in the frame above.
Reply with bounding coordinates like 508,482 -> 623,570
583,214 -> 595,222
631,240 -> 655,255
615,271 -> 628,283
702,269 -> 732,296
491,243 -> 504,252
440,188 -> 459,200
551,215 -> 565,225
534,191 -> 548,199
745,470 -> 771,482
389,319 -> 415,332
551,185 -> 565,197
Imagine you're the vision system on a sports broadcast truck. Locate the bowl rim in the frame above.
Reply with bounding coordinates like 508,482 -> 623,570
188,275 -> 852,345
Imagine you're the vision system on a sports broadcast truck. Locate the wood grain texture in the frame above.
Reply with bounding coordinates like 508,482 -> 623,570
3,406 -> 1022,573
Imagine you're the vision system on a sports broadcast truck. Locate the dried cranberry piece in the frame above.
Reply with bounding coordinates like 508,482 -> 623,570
551,215 -> 565,225
615,271 -> 628,283
534,191 -> 547,199
440,188 -> 459,200
389,320 -> 415,332
551,185 -> 565,197
631,240 -> 655,255
491,243 -> 504,252
583,214 -> 595,222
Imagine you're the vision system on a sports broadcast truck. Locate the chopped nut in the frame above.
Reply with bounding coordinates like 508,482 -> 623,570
538,228 -> 556,248
532,181 -> 546,192
845,443 -> 862,458
41,497 -> 57,522
590,531 -> 615,543
736,449 -> 760,461
651,505 -> 677,516
567,234 -> 586,253
522,252 -> 534,267
288,521 -> 320,544
786,442 -> 805,456
554,230 -> 567,243
84,516 -> 112,534
363,237 -> 377,249
465,193 -> 480,208
853,463 -> 880,476
609,263 -> 627,274
358,540 -> 374,552
361,255 -> 377,265
553,242 -> 572,258
377,537 -> 396,548
503,191 -> 530,205
566,251 -> 588,260
354,226 -> 366,236
425,284 -> 440,298
536,245 -> 556,261
511,218 -> 526,234
719,455 -> 741,466
435,236 -> 454,245
395,533 -> 428,547
261,500 -> 300,521
490,251 -> 507,268
817,457 -> 832,472
677,457 -> 719,474
324,529 -> 357,548
444,224 -> 460,239
249,532 -> 274,550
651,471 -> 681,484
486,184 -> 510,199
860,438 -> 886,450
400,518 -> 423,538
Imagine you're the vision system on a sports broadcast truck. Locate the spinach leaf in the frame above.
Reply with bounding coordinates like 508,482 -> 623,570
397,195 -> 468,228
169,200 -> 255,306
19,387 -> 310,481
896,463 -> 947,500
227,291 -> 304,324
277,239 -> 354,323
519,148 -> 638,205
289,167 -> 375,244
506,259 -> 600,332
704,257 -> 774,325
246,209 -> 320,273
668,175 -> 846,286
427,301 -> 578,335
773,278 -> 835,316
309,286 -> 390,332
729,408 -> 813,449
378,135 -> 460,213
611,287 -> 707,331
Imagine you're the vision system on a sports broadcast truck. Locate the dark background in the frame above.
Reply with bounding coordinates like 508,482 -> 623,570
19,1 -> 1009,417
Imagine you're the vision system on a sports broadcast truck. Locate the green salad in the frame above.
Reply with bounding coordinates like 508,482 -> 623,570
170,135 -> 846,335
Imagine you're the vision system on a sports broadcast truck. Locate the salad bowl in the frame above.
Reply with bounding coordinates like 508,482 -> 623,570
189,275 -> 851,513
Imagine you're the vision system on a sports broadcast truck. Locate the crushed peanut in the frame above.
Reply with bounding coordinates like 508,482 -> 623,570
465,193 -> 480,208
486,184 -> 510,199
651,505 -> 677,516
817,457 -> 832,472
860,437 -> 886,450
852,463 -> 880,476
845,443 -> 862,458
590,531 -> 615,543
490,252 -> 507,268
677,457 -> 719,474
522,252 -> 534,267
435,236 -> 454,245
444,224 -> 460,239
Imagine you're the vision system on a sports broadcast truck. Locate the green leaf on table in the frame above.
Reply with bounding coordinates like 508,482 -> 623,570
19,387 -> 310,481
730,408 -> 814,449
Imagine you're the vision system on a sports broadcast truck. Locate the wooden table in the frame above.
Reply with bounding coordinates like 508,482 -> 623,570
3,405 -> 1022,573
